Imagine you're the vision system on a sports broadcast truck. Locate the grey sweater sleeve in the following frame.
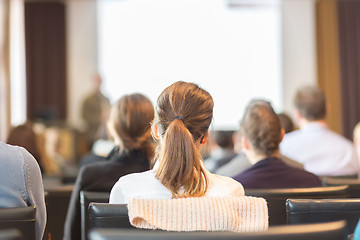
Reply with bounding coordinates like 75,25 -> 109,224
20,147 -> 47,240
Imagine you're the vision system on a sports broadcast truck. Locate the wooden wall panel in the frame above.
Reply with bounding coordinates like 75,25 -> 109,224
316,0 -> 343,135
25,1 -> 67,121
337,0 -> 360,140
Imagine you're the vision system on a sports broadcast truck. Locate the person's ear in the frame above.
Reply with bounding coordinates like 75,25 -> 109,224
233,131 -> 242,153
295,109 -> 302,121
152,124 -> 160,140
242,135 -> 250,151
200,131 -> 209,145
280,128 -> 285,143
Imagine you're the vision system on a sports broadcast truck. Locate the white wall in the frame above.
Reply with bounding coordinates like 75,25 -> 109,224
66,0 -> 98,129
281,0 -> 317,118
10,0 -> 26,126
65,0 -> 318,129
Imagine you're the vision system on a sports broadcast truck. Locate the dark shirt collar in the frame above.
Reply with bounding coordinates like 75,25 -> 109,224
107,146 -> 148,164
252,157 -> 283,168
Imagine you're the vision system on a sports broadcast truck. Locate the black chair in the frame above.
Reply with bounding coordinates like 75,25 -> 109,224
245,185 -> 349,225
90,220 -> 346,240
323,177 -> 360,198
286,198 -> 360,239
80,191 -> 110,240
0,229 -> 22,240
44,185 -> 73,240
88,203 -> 134,230
320,175 -> 358,180
0,207 -> 36,240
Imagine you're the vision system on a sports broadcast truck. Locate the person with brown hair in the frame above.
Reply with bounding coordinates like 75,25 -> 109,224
7,122 -> 43,172
64,93 -> 154,240
280,86 -> 359,177
233,100 -> 321,189
110,81 -> 244,204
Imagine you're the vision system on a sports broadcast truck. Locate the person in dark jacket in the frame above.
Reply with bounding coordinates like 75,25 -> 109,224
233,100 -> 321,189
63,93 -> 155,240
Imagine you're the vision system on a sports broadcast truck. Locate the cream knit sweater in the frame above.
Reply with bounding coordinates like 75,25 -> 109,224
128,196 -> 268,232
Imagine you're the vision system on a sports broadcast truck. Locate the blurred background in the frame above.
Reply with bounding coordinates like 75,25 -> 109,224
1,0 -> 359,177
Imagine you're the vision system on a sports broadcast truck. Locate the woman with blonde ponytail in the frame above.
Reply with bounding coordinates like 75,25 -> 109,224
110,81 -> 244,204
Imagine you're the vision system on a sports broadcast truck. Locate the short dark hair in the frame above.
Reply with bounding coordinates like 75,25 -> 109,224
294,86 -> 326,121
214,131 -> 234,149
240,100 -> 282,156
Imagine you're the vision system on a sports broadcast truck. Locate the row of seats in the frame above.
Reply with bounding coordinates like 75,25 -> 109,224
90,221 -> 347,240
2,178 -> 360,240
57,179 -> 360,240
87,199 -> 360,239
82,185 -> 358,239
0,207 -> 350,240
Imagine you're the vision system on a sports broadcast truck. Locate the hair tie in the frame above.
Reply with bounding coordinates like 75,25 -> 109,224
174,116 -> 184,123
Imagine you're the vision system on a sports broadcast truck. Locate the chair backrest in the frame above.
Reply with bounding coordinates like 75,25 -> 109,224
0,207 -> 36,240
44,185 -> 73,240
88,203 -> 133,230
323,177 -> 360,198
80,191 -> 110,240
90,220 -> 346,240
0,229 -> 22,240
245,185 -> 349,225
286,198 -> 360,239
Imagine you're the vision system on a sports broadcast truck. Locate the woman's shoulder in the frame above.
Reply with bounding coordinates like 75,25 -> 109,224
116,169 -> 155,187
208,172 -> 242,187
110,168 -> 169,204
207,171 -> 245,197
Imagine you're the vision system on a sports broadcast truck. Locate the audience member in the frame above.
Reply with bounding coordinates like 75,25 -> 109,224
204,130 -> 237,172
215,127 -> 303,177
0,142 -> 46,240
233,100 -> 321,188
215,152 -> 252,177
280,86 -> 359,177
33,124 -> 61,176
81,73 -> 110,148
7,122 -> 44,172
110,81 -> 244,204
278,112 -> 296,133
64,93 -> 154,240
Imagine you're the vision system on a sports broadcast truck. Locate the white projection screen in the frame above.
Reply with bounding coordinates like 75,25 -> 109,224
98,0 -> 282,130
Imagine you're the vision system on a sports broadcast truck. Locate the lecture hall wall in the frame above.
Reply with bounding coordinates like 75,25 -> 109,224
66,0 -> 317,130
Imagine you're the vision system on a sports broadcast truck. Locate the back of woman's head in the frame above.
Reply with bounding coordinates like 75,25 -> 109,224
107,94 -> 154,156
7,122 -> 41,163
240,100 -> 282,157
154,81 -> 213,198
